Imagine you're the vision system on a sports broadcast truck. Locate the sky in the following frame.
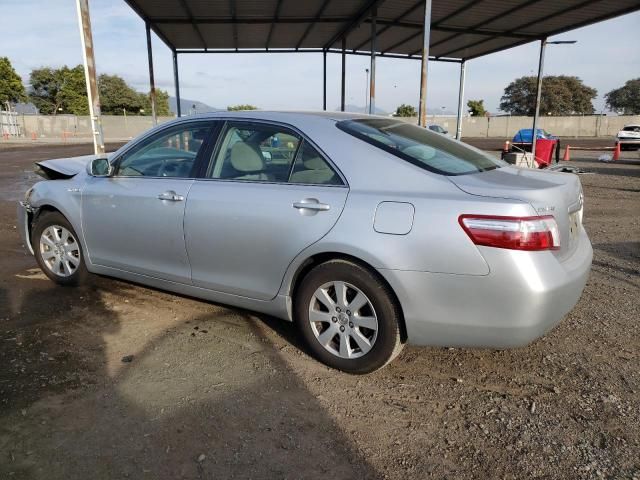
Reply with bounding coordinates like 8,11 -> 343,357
2,0 -> 639,114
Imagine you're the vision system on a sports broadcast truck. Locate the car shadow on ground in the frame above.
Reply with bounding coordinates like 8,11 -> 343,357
576,158 -> 640,178
592,241 -> 640,266
0,274 -> 380,479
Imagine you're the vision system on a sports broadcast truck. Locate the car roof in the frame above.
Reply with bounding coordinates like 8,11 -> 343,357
174,110 -> 387,123
623,124 -> 640,127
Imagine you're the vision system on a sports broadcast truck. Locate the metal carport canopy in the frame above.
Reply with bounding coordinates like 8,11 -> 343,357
124,0 -> 640,60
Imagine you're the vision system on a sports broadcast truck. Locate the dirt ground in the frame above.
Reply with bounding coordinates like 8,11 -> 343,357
0,142 -> 638,479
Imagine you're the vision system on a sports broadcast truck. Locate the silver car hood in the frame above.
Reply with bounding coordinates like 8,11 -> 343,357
36,154 -> 107,179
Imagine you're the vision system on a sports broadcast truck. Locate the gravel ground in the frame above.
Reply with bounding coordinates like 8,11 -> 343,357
0,143 -> 638,479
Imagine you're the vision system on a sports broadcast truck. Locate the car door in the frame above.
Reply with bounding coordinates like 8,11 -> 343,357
184,121 -> 349,300
82,121 -> 217,284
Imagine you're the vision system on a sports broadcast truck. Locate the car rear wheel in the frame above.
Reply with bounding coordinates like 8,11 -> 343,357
32,211 -> 88,286
295,260 -> 403,374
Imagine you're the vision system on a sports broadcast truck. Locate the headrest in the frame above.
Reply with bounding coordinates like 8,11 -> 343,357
230,142 -> 264,172
402,144 -> 436,161
303,155 -> 328,170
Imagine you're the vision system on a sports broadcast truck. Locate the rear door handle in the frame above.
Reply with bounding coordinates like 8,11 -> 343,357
158,191 -> 184,202
293,198 -> 330,212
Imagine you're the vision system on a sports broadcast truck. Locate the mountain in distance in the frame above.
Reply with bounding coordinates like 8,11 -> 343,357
169,97 -> 222,115
339,104 -> 390,116
337,105 -> 457,116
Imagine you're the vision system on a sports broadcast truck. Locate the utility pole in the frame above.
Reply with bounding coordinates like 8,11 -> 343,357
75,0 -> 105,155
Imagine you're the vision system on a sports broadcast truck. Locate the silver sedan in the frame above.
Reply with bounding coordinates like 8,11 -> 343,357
17,111 -> 592,373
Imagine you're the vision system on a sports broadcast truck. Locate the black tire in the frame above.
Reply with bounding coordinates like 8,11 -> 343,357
295,259 -> 403,374
31,210 -> 88,286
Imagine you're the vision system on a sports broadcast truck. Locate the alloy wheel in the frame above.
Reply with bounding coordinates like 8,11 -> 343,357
39,225 -> 81,277
308,281 -> 378,359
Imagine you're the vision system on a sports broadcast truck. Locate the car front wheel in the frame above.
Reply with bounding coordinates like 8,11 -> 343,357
295,260 -> 403,374
32,211 -> 88,286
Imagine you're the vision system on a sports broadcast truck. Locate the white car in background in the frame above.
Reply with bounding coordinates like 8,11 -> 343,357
616,124 -> 640,150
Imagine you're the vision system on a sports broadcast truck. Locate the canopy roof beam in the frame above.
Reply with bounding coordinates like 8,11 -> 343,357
297,0 -> 332,49
323,0 -> 386,50
353,0 -> 422,51
430,0 -> 546,52
440,0 -> 635,59
265,0 -> 283,50
178,0 -> 207,50
230,0 -> 238,50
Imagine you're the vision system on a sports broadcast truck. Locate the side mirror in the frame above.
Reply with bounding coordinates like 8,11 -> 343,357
87,157 -> 113,177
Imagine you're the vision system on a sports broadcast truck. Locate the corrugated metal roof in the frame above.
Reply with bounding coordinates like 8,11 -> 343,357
125,0 -> 640,60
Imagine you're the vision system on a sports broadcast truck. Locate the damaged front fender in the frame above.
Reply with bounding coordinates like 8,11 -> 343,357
35,154 -> 105,180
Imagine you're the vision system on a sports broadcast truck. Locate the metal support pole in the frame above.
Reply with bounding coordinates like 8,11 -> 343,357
531,38 -> 546,165
418,0 -> 432,127
323,50 -> 327,111
369,7 -> 377,115
455,60 -> 466,140
341,37 -> 346,112
173,51 -> 181,117
75,0 -> 104,155
145,22 -> 157,125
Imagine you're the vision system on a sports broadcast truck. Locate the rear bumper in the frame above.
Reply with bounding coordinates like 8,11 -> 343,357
618,139 -> 640,147
17,201 -> 34,255
379,228 -> 592,348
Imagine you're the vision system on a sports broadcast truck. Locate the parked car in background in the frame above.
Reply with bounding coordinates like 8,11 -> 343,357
616,124 -> 640,150
427,123 -> 451,137
512,128 -> 558,144
18,112 -> 592,374
510,128 -> 560,162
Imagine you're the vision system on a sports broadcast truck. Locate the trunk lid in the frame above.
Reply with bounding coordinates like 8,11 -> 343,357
449,166 -> 584,260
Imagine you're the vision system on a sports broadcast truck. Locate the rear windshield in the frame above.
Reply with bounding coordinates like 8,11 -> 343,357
622,126 -> 640,132
337,118 -> 505,176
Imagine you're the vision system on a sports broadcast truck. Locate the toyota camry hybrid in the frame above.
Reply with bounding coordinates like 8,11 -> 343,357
17,111 -> 592,373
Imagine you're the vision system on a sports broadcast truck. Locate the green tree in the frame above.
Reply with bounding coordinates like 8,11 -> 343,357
29,66 -> 88,115
499,75 -> 596,115
605,79 -> 640,115
98,74 -> 144,114
227,104 -> 257,111
394,104 -> 417,117
467,99 -> 486,116
99,75 -> 170,116
143,89 -> 171,116
0,57 -> 26,105
28,66 -> 170,117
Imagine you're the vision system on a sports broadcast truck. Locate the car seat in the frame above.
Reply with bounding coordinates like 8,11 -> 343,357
290,154 -> 335,184
229,142 -> 271,181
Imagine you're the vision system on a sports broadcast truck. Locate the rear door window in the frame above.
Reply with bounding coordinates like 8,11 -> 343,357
207,123 -> 300,182
289,141 -> 343,186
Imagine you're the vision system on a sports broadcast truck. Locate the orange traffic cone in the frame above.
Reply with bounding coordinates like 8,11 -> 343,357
503,140 -> 510,153
31,131 -> 36,141
562,145 -> 571,161
612,142 -> 621,161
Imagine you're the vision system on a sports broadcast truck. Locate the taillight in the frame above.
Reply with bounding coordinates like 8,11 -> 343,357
459,215 -> 560,251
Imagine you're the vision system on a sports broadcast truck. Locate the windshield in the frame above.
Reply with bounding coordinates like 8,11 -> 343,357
622,126 -> 640,132
337,118 -> 505,176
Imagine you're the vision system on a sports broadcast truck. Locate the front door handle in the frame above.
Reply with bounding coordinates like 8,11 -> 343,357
158,191 -> 184,202
292,198 -> 330,212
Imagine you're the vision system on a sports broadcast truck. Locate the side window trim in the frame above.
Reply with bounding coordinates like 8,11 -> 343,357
199,119 -> 348,187
110,120 -> 217,179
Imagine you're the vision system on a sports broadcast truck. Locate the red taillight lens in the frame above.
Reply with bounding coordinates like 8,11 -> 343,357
459,215 -> 560,251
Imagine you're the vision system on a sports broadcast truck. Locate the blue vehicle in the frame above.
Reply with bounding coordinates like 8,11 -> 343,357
512,128 -> 558,143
